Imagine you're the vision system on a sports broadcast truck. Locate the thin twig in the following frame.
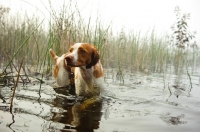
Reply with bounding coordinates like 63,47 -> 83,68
187,70 -> 192,92
22,65 -> 31,83
10,58 -> 24,113
5,52 -> 24,84
7,56 -> 15,84
168,83 -> 172,97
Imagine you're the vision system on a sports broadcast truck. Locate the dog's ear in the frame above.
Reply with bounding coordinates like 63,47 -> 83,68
86,48 -> 99,69
49,49 -> 58,63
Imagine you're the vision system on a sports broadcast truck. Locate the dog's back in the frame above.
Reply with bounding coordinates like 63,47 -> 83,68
49,49 -> 70,87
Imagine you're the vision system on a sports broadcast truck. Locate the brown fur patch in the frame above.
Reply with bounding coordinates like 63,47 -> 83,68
53,64 -> 59,78
93,62 -> 103,78
49,49 -> 58,62
80,44 -> 99,69
71,67 -> 75,73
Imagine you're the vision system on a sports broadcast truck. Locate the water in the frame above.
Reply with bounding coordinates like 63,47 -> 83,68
0,68 -> 200,132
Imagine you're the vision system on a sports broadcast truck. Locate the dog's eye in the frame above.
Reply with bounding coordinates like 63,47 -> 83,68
79,49 -> 86,54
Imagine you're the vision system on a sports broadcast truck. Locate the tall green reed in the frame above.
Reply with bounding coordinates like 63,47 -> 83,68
0,3 -> 199,77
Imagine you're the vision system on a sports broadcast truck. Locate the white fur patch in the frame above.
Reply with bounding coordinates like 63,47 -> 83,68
72,43 -> 82,62
56,54 -> 69,86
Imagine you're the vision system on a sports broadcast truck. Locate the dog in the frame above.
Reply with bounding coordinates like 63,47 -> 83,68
49,49 -> 71,87
65,43 -> 104,97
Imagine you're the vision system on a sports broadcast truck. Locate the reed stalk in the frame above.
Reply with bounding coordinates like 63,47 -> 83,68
3,19 -> 44,73
10,58 -> 24,113
0,3 -> 199,83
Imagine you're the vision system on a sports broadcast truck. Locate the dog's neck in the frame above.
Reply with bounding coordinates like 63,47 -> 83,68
79,66 -> 93,83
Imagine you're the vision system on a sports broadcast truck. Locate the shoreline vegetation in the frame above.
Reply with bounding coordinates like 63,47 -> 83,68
0,2 -> 200,131
0,2 -> 199,87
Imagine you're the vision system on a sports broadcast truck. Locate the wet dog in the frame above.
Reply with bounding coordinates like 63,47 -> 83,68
49,49 -> 71,87
65,43 -> 104,97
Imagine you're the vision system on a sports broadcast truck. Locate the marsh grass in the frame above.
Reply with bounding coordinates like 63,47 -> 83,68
0,2 -> 199,82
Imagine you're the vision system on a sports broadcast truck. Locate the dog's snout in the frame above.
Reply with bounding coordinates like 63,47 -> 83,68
65,54 -> 75,66
65,55 -> 73,61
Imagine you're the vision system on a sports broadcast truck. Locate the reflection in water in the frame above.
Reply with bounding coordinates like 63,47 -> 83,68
51,92 -> 102,132
8,110 -> 15,132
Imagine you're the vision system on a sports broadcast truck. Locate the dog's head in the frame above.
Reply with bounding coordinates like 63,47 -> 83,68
65,43 -> 99,69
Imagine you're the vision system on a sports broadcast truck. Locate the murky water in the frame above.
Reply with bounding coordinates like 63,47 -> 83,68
0,68 -> 200,132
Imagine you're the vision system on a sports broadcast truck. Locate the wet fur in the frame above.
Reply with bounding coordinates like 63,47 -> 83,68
65,43 -> 104,97
49,49 -> 71,87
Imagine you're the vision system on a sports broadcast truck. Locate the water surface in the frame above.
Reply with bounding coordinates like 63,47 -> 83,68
0,68 -> 200,132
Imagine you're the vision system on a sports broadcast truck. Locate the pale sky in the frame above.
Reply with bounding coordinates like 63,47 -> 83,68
1,0 -> 200,44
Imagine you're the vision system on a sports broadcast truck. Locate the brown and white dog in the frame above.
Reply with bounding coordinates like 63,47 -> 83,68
49,49 -> 71,87
65,43 -> 104,97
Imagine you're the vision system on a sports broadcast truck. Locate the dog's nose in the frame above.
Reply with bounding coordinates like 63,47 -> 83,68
65,55 -> 73,62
